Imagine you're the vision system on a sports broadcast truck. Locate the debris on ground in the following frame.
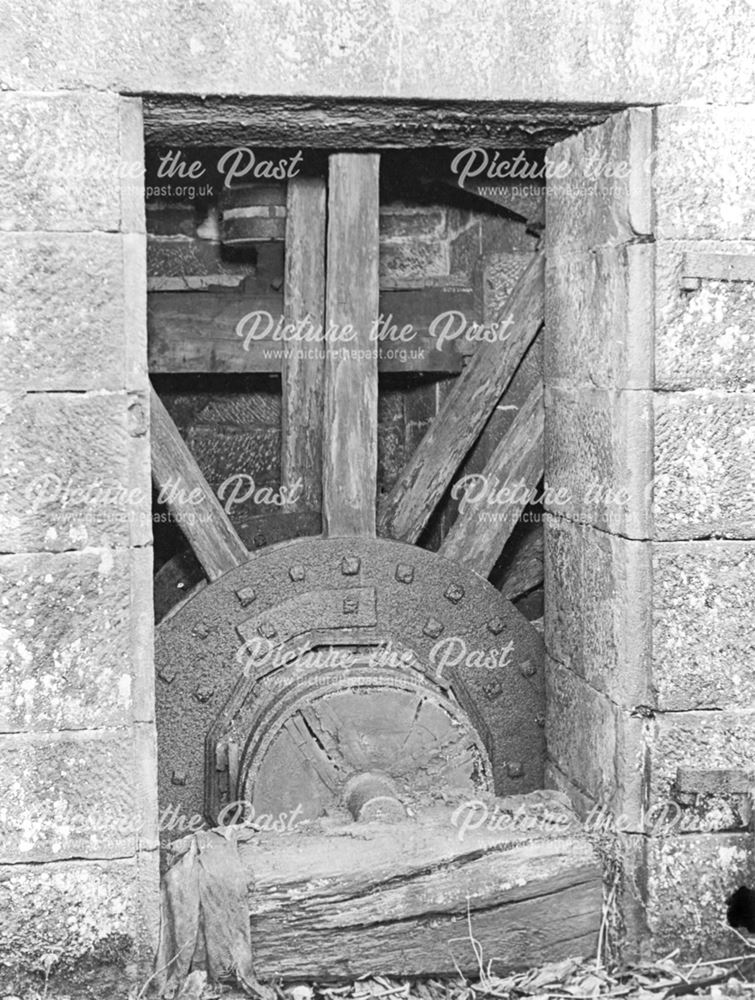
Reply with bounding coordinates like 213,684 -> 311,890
186,943 -> 755,1000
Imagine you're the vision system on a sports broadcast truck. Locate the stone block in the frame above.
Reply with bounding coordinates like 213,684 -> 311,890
0,91 -> 123,231
0,232 -> 147,392
544,386 -> 653,536
545,243 -> 654,389
379,240 -> 447,284
2,0 -> 755,103
546,108 -> 653,252
544,516 -> 652,708
0,851 -> 159,976
647,711 -> 755,808
379,205 -> 445,239
0,390 -> 151,552
634,833 -> 755,960
118,97 -> 146,235
0,726 -> 157,862
652,391 -> 755,539
653,541 -> 755,710
0,547 -> 153,732
545,657 -> 645,823
655,241 -> 755,391
655,105 -> 755,240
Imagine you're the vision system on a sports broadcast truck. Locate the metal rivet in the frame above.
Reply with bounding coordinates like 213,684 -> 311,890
395,563 -> 415,584
193,684 -> 214,704
171,770 -> 187,786
341,556 -> 361,576
507,762 -> 524,779
483,679 -> 502,701
235,586 -> 257,608
487,617 -> 506,635
519,660 -> 536,677
343,595 -> 359,615
289,564 -> 305,582
157,664 -> 177,684
444,583 -> 464,604
192,623 -> 210,639
423,618 -> 444,639
258,622 -> 277,640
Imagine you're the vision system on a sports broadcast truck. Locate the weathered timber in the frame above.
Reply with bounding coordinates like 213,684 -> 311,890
322,153 -> 380,538
148,291 -> 283,373
148,290 -> 462,374
143,96 -> 619,148
239,801 -> 602,979
500,528 -> 544,600
150,385 -> 248,580
378,250 -> 544,543
439,382 -> 544,576
281,175 -> 327,513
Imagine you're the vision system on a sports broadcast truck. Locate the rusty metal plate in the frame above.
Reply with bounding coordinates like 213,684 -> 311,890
155,536 -> 545,836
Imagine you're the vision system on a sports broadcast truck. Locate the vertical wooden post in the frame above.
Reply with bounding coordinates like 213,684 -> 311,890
322,153 -> 380,538
281,175 -> 327,515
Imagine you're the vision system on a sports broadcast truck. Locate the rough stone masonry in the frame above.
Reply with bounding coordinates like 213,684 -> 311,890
0,0 -> 754,992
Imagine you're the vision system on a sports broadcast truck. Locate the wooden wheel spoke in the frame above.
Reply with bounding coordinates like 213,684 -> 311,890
377,250 -> 544,544
439,379 -> 544,576
281,175 -> 327,517
150,383 -> 248,580
322,153 -> 381,538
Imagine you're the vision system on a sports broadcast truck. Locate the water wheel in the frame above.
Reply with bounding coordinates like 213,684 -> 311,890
151,156 -> 547,840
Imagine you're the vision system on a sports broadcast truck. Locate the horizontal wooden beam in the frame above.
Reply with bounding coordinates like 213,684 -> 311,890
239,806 -> 602,979
144,96 -> 621,149
378,250 -> 545,543
148,289 -> 464,375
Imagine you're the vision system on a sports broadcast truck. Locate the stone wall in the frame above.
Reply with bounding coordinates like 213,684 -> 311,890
544,107 -> 755,959
0,94 -> 159,993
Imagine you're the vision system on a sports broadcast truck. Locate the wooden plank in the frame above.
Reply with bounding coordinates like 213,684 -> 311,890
148,291 -> 283,373
439,381 -> 544,576
378,249 -> 544,543
322,153 -> 380,538
239,801 -> 602,978
144,96 -> 616,149
281,175 -> 327,514
147,290 -> 462,374
682,251 -> 755,283
150,385 -> 249,580
500,527 -> 544,600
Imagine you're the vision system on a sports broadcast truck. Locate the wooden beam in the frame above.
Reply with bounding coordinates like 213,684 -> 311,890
439,381 -> 544,576
143,96 -> 619,149
281,175 -> 327,514
239,804 -> 602,979
322,154 -> 380,538
150,385 -> 248,580
147,290 -> 463,375
378,249 -> 544,543
500,527 -> 544,600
